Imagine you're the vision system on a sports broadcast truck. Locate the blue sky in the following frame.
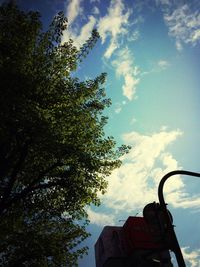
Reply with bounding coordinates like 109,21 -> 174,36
5,0 -> 200,266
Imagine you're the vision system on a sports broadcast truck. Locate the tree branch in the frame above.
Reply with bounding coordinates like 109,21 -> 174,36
0,168 -> 72,216
0,140 -> 30,204
27,161 -> 63,189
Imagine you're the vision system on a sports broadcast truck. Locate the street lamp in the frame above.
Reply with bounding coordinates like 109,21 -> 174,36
95,170 -> 200,267
157,170 -> 200,267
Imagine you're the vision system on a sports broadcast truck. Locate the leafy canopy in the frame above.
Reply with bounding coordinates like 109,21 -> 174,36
0,3 -> 129,266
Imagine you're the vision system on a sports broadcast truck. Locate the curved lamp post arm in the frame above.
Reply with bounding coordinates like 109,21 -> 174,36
158,170 -> 200,208
158,170 -> 200,267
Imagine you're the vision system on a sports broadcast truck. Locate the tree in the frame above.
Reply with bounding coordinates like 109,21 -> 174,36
0,3 -> 129,266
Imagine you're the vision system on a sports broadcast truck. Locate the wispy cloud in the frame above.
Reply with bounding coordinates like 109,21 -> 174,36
92,6 -> 100,15
97,0 -> 130,59
86,207 -> 115,226
157,59 -> 170,69
90,0 -> 100,3
127,29 -> 140,42
64,0 -> 131,57
63,0 -> 140,101
63,0 -> 96,47
155,0 -> 171,6
102,129 -> 183,211
114,103 -> 122,114
182,247 -> 200,267
141,59 -> 170,76
76,15 -> 96,45
112,47 -> 140,100
162,4 -> 200,50
97,128 -> 200,215
114,101 -> 126,113
62,14 -> 96,48
130,116 -> 137,125
65,0 -> 82,25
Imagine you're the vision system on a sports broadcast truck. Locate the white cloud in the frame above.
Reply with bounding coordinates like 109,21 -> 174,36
163,4 -> 200,50
100,128 -> 200,213
101,129 -> 183,211
158,59 -> 170,69
123,74 -> 139,100
65,0 -> 82,25
97,0 -> 130,58
63,0 -> 140,101
63,0 -> 140,102
182,247 -> 200,267
104,40 -> 118,59
86,207 -> 115,226
127,30 -> 140,42
130,116 -> 137,125
62,14 -> 96,48
63,0 -> 96,48
114,103 -> 122,114
89,127 -> 200,228
140,59 -> 170,77
112,47 -> 140,100
63,0 -> 132,59
92,6 -> 100,15
155,0 -> 171,6
75,15 -> 96,46
114,101 -> 126,113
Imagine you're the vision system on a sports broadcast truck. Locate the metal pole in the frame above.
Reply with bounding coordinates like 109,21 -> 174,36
158,170 -> 200,267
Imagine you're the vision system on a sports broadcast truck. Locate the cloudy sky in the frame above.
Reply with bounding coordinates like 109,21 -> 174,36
6,0 -> 200,266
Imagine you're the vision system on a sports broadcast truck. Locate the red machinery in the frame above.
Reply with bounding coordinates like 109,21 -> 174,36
123,216 -> 165,251
95,215 -> 172,267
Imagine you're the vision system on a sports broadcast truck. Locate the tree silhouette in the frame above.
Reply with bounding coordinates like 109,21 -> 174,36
0,3 -> 129,266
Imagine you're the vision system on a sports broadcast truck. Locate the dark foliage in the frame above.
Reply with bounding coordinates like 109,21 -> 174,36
0,3 -> 129,266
